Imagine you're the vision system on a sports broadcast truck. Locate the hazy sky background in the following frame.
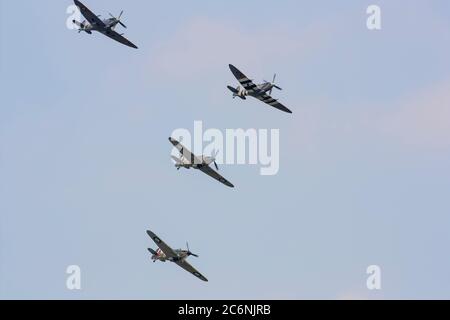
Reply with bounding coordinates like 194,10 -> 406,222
1,0 -> 450,299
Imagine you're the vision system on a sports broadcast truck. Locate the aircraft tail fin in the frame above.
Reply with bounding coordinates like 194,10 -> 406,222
171,156 -> 184,170
73,20 -> 92,34
227,86 -> 246,100
227,85 -> 238,94
171,156 -> 182,163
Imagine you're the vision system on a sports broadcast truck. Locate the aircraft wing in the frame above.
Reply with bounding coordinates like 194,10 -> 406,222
100,29 -> 138,49
169,138 -> 202,165
255,92 -> 292,114
175,260 -> 208,282
146,230 -> 178,259
229,64 -> 259,94
74,0 -> 105,27
199,165 -> 234,188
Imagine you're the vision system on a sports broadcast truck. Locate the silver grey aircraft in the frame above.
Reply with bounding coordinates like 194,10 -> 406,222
147,230 -> 208,282
72,0 -> 138,49
169,137 -> 234,188
227,64 -> 292,114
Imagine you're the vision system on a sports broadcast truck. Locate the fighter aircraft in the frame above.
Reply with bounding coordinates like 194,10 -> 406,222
72,0 -> 138,49
169,137 -> 235,188
146,230 -> 208,282
227,64 -> 292,114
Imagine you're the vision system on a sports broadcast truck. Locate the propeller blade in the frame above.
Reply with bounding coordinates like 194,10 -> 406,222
214,161 -> 219,171
273,73 -> 277,84
274,85 -> 282,91
109,12 -> 114,18
119,11 -> 124,19
119,21 -> 127,29
186,242 -> 199,257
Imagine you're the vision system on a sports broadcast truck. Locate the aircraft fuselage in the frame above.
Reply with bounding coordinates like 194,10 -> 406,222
152,249 -> 189,263
75,19 -> 119,34
174,156 -> 215,170
228,83 -> 273,100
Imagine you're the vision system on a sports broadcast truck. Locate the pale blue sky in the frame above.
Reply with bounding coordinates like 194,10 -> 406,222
1,0 -> 450,299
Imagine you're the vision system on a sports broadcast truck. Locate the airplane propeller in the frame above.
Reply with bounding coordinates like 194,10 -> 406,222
109,11 -> 127,29
186,242 -> 199,258
267,74 -> 283,95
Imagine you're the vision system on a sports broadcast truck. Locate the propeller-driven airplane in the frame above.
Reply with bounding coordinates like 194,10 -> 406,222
227,64 -> 292,114
169,137 -> 235,188
146,230 -> 208,282
72,0 -> 138,49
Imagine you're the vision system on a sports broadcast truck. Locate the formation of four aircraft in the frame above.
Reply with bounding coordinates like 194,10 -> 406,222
73,0 -> 293,282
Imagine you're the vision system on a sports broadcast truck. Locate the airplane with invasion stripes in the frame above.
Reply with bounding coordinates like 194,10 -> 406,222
227,64 -> 293,114
72,0 -> 138,49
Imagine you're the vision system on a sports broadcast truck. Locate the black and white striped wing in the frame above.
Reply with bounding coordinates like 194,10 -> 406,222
229,64 -> 259,94
255,92 -> 293,114
169,138 -> 202,165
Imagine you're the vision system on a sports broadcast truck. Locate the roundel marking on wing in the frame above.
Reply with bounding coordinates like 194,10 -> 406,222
153,237 -> 161,243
